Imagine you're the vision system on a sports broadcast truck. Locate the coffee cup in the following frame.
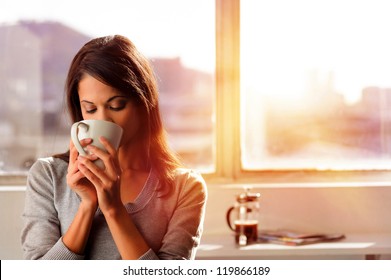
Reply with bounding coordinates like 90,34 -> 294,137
71,120 -> 123,169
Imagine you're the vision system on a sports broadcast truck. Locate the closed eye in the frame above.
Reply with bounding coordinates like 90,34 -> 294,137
85,108 -> 97,114
108,100 -> 127,111
109,105 -> 125,111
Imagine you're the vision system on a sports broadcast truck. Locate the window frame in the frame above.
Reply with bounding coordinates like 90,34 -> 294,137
204,0 -> 391,186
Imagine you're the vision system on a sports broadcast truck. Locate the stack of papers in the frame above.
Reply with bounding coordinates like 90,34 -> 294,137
258,229 -> 345,246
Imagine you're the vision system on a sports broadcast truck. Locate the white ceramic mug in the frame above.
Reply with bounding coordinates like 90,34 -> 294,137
71,120 -> 123,169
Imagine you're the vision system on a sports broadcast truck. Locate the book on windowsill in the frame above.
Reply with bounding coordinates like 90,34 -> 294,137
258,229 -> 345,246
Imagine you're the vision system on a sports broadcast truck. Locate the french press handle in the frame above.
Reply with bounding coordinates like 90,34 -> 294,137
226,206 -> 236,231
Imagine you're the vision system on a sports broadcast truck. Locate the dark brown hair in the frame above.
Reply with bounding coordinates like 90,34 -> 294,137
56,35 -> 181,192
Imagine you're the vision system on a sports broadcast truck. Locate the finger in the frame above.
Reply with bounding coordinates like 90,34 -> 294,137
80,138 -> 93,147
67,154 -> 85,178
93,137 -> 120,174
78,160 -> 102,188
85,145 -> 108,169
68,159 -> 80,174
69,138 -> 92,162
99,136 -> 121,171
86,144 -> 118,180
99,136 -> 116,156
69,139 -> 77,164
66,159 -> 86,184
67,170 -> 86,186
70,138 -> 92,150
78,155 -> 105,180
78,154 -> 119,189
86,143 -> 108,160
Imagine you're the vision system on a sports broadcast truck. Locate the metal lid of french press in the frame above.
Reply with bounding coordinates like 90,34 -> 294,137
236,189 -> 261,203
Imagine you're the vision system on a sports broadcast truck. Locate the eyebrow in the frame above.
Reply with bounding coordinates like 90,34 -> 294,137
80,95 -> 128,104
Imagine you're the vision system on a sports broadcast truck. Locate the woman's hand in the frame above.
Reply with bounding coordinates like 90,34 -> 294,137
77,137 -> 150,259
67,138 -> 98,209
77,136 -> 123,215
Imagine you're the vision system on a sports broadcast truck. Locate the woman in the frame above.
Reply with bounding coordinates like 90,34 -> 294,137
21,35 -> 207,260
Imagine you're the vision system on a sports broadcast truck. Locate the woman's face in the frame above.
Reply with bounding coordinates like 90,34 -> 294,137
77,74 -> 141,148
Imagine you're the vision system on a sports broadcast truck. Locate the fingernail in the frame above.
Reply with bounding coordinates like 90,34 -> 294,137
89,154 -> 98,160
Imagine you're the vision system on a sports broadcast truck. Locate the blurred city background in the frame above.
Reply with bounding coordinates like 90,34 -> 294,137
0,21 -> 214,172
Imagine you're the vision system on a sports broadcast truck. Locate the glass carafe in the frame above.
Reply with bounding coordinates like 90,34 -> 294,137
226,188 -> 261,246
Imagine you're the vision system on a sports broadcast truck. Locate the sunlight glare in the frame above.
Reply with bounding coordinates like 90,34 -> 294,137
241,0 -> 391,105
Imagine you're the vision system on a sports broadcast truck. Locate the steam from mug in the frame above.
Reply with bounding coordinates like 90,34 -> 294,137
71,120 -> 123,169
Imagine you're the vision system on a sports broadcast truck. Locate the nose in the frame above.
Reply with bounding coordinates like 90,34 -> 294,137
95,108 -> 113,122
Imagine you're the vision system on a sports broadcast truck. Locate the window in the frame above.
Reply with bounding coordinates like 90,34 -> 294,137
0,0 -> 215,177
1,0 -> 389,185
240,0 -> 391,179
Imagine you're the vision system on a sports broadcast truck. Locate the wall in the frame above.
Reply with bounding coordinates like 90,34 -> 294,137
203,184 -> 391,236
0,188 -> 25,259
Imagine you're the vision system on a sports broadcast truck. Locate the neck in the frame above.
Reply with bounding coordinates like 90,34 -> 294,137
117,144 -> 150,172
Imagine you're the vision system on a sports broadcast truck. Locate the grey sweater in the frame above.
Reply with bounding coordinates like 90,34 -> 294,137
21,157 -> 207,260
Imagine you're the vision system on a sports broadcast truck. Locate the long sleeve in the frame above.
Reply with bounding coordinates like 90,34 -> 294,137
21,159 -> 83,260
153,170 -> 208,260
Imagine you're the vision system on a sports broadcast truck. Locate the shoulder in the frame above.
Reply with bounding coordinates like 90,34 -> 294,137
25,157 -> 68,203
171,168 -> 207,201
28,157 -> 68,183
29,156 -> 68,172
173,168 -> 206,186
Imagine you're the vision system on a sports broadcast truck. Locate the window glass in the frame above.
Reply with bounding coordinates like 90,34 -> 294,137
0,0 -> 215,173
241,0 -> 391,170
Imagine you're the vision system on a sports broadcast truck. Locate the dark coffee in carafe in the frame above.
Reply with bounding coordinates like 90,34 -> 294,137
234,220 -> 258,244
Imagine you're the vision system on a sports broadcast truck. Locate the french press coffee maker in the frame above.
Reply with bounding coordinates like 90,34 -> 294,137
226,188 -> 261,246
